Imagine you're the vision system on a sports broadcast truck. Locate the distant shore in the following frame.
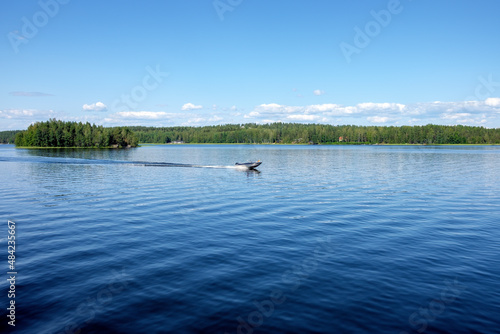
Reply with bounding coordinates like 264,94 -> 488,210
15,145 -> 136,149
4,122 -> 500,146
138,142 -> 500,146
131,123 -> 500,145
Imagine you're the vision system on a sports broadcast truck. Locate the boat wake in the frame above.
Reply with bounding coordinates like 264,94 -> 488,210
136,162 -> 259,170
1,156 -> 261,170
138,162 -> 237,169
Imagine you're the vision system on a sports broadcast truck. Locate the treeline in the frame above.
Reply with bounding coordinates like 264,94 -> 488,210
130,123 -> 500,145
0,130 -> 20,144
4,122 -> 500,147
14,119 -> 138,148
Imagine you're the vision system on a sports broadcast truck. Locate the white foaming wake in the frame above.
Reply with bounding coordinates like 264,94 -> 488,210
193,165 -> 242,169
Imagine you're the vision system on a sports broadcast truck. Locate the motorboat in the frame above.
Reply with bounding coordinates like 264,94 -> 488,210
235,160 -> 262,170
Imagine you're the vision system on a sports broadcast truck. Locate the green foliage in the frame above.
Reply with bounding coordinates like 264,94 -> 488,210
0,130 -> 21,144
14,119 -> 138,148
129,123 -> 500,145
8,121 -> 500,147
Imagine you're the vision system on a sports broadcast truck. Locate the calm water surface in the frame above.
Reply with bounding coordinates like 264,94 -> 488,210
0,144 -> 499,333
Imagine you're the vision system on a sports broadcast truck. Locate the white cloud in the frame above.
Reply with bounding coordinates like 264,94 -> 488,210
0,109 -> 58,130
441,113 -> 472,120
357,102 -> 406,112
209,115 -> 223,122
114,111 -> 174,120
313,89 -> 325,96
3,97 -> 500,131
246,111 -> 260,118
182,117 -> 207,126
0,109 -> 36,118
246,104 -> 337,123
105,111 -> 223,127
0,109 -> 57,120
243,99 -> 500,126
181,103 -> 203,111
367,116 -> 390,123
485,97 -> 500,107
254,103 -> 304,115
287,114 -> 320,121
439,112 -> 487,125
83,102 -> 107,112
262,119 -> 282,124
255,103 -> 283,112
306,104 -> 350,115
246,102 -> 410,122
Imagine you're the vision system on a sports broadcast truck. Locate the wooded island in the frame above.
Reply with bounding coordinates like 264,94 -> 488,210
14,119 -> 138,148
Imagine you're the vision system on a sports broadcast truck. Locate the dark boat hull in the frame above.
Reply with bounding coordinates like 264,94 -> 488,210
235,161 -> 262,170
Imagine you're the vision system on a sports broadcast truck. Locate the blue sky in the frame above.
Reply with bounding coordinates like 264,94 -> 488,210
1,0 -> 500,130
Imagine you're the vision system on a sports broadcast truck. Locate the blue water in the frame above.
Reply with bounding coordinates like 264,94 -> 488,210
0,144 -> 499,334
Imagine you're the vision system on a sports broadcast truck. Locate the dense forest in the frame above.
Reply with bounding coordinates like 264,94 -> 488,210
2,122 -> 500,147
130,123 -> 500,145
0,130 -> 20,144
13,119 -> 138,148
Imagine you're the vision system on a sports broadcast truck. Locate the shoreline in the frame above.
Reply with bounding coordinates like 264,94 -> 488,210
138,142 -> 500,146
9,143 -> 500,148
14,146 -> 137,149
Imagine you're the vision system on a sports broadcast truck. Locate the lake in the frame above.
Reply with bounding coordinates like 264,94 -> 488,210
1,144 -> 499,333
